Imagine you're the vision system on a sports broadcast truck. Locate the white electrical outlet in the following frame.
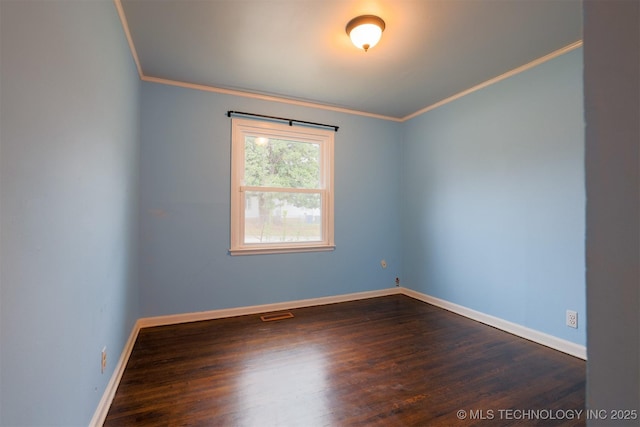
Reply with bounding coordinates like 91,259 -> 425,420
101,347 -> 107,374
566,310 -> 578,328
380,259 -> 387,269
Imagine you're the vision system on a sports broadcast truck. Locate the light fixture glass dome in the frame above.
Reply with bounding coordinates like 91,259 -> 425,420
346,15 -> 385,52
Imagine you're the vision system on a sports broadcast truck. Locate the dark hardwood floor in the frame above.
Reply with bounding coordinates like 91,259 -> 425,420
104,295 -> 585,426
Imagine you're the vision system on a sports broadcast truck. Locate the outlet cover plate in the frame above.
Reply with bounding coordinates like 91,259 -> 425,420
566,310 -> 578,328
101,347 -> 107,373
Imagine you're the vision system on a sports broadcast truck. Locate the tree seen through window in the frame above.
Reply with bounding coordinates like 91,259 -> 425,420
244,136 -> 322,243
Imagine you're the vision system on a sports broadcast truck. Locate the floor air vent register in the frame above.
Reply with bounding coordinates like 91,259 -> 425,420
260,312 -> 294,322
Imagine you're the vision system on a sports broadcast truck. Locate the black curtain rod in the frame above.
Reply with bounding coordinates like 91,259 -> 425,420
227,111 -> 339,132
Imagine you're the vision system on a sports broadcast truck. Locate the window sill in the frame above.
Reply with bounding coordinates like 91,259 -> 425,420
229,244 -> 336,256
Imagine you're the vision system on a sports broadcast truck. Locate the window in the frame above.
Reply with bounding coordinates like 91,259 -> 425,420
230,118 -> 335,255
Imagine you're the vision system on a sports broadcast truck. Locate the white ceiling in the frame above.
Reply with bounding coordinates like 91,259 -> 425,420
119,0 -> 582,120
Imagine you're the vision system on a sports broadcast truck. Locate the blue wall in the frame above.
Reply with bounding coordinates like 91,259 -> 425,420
138,83 -> 402,317
0,1 -> 587,423
402,48 -> 585,345
0,1 -> 140,425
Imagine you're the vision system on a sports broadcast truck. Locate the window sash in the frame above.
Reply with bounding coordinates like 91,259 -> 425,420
230,118 -> 334,255
240,189 -> 326,245
240,186 -> 323,194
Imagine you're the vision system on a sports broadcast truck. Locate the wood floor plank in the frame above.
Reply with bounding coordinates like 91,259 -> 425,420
104,295 -> 585,426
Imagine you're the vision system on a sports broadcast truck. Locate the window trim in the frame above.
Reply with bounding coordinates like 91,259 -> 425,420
229,118 -> 335,255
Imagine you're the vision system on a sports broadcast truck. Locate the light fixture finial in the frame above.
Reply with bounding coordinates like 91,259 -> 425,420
346,15 -> 385,52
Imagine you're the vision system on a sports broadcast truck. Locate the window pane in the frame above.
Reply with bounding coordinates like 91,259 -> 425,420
231,118 -> 334,255
244,137 -> 320,189
244,191 -> 322,243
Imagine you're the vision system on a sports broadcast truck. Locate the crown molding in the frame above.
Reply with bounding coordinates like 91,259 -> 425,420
113,0 -> 582,123
401,40 -> 584,121
140,75 -> 403,122
114,0 -> 143,79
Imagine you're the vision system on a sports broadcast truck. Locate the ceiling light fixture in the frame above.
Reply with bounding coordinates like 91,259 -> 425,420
345,15 -> 385,52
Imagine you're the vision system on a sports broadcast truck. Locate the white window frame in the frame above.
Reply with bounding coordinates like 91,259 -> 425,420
230,118 -> 335,255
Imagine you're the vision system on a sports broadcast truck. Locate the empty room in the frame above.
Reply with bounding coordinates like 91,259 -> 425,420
0,0 -> 638,426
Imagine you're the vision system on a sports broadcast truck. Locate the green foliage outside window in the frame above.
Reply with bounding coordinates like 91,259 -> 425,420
244,136 -> 322,243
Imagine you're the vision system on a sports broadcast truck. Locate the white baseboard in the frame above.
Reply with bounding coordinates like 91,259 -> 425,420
138,287 -> 402,328
89,287 -> 401,425
400,287 -> 587,360
89,321 -> 141,427
90,285 -> 585,424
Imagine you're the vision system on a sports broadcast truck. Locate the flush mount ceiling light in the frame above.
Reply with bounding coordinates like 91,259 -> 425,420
345,15 -> 385,52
